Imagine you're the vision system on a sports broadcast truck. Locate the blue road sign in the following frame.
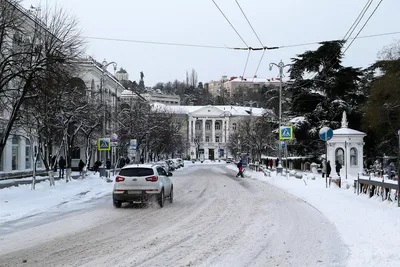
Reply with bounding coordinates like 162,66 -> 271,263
319,127 -> 333,141
281,142 -> 286,149
98,138 -> 110,151
280,126 -> 293,140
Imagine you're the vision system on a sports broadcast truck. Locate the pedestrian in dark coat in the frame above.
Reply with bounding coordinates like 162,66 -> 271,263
59,156 -> 66,178
78,159 -> 85,171
335,160 -> 342,177
106,159 -> 111,169
78,159 -> 85,177
94,160 -> 102,173
326,161 -> 332,178
125,157 -> 130,165
269,159 -> 273,169
118,157 -> 126,168
236,161 -> 244,178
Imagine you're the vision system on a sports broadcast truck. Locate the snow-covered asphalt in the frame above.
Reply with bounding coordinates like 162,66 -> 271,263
0,164 -> 348,267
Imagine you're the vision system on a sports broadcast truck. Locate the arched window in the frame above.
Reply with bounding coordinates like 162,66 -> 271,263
12,136 -> 19,170
350,147 -> 358,166
232,123 -> 237,131
206,122 -> 211,130
335,148 -> 344,166
215,122 -> 221,130
25,138 -> 31,169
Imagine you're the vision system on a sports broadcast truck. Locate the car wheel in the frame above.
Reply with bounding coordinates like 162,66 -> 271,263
113,201 -> 122,208
169,187 -> 174,203
159,189 -> 164,208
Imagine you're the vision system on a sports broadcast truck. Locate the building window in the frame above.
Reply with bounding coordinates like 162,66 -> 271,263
195,123 -> 201,130
72,147 -> 80,159
215,122 -> 221,130
350,148 -> 358,166
25,138 -> 31,169
194,136 -> 200,143
216,136 -> 220,142
206,136 -> 210,142
335,148 -> 344,166
206,123 -> 211,130
232,123 -> 237,131
12,136 -> 19,170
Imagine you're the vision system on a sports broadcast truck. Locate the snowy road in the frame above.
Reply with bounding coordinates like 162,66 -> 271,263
0,165 -> 348,267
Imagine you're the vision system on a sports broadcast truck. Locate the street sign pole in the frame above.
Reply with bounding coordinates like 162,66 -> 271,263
397,129 -> 400,207
325,131 -> 328,188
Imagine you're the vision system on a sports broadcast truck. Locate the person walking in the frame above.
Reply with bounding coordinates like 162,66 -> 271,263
269,159 -> 273,169
58,156 -> 66,178
106,159 -> 111,170
236,161 -> 244,178
125,157 -> 130,165
78,159 -> 85,177
335,160 -> 342,177
322,159 -> 327,178
118,156 -> 126,168
326,161 -> 332,178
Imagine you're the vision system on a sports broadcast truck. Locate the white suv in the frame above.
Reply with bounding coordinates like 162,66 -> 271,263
113,164 -> 173,208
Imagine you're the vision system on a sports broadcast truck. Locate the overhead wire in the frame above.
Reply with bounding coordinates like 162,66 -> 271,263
211,0 -> 249,48
292,0 -> 382,89
242,49 -> 251,78
343,0 -> 374,40
233,0 -> 266,81
234,0 -> 263,47
84,31 -> 400,51
343,0 -> 384,54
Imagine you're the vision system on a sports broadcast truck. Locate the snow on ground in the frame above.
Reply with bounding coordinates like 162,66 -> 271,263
0,173 -> 113,225
226,164 -> 400,267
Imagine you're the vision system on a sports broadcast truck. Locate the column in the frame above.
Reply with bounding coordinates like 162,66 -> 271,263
18,137 -> 25,171
226,117 -> 230,142
188,117 -> 192,143
4,138 -> 12,171
202,119 -> 206,142
212,119 -> 216,143
222,119 -> 226,143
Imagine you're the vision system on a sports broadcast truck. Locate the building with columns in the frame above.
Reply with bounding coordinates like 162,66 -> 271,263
151,103 -> 268,160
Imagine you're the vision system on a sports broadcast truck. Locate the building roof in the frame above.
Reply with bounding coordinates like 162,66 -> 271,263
150,103 -> 272,117
333,128 -> 366,136
227,77 -> 281,83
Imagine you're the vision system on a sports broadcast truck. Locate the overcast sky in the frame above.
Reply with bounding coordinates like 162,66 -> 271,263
23,0 -> 400,86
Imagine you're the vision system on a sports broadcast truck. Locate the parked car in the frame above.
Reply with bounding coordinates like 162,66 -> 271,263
226,158 -> 233,163
167,159 -> 179,170
113,164 -> 173,208
175,158 -> 184,167
156,161 -> 170,173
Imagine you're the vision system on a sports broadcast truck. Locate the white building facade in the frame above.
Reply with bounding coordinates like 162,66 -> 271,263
152,103 -> 267,160
141,91 -> 180,105
327,112 -> 366,178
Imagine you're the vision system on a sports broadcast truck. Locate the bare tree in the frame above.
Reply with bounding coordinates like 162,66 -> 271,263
227,115 -> 276,162
189,69 -> 198,88
0,0 -> 84,162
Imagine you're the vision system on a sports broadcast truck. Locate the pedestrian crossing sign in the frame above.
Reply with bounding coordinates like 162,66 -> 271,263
98,138 -> 111,151
280,126 -> 293,140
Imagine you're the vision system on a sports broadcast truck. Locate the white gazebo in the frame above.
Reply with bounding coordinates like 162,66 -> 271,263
327,112 -> 366,178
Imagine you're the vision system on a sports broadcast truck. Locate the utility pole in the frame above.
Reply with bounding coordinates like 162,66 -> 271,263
269,60 -> 290,174
100,59 -> 117,163
397,129 -> 400,207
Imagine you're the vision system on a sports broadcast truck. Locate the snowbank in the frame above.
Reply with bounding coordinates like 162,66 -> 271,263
0,173 -> 113,225
226,165 -> 400,267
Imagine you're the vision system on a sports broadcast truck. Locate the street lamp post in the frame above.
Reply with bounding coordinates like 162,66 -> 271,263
100,59 -> 117,163
269,60 -> 290,174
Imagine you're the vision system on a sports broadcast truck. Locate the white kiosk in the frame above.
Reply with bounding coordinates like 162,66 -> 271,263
327,112 -> 366,178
